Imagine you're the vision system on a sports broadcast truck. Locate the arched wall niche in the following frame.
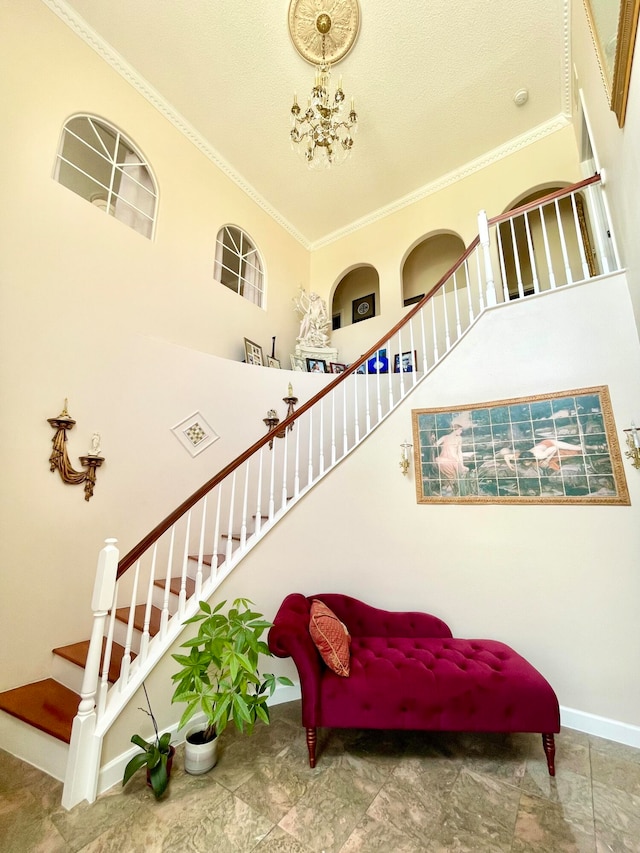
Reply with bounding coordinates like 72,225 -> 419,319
499,181 -> 596,299
331,264 -> 380,329
401,231 -> 466,307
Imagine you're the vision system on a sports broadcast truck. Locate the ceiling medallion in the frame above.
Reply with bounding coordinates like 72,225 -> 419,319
288,0 -> 360,66
288,1 -> 360,169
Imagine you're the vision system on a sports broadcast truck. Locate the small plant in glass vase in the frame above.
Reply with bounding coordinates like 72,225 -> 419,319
171,598 -> 292,775
122,683 -> 174,799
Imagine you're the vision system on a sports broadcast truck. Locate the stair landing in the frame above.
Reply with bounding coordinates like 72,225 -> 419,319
0,678 -> 79,743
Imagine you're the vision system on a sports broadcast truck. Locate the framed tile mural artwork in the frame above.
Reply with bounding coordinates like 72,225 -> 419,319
411,386 -> 629,505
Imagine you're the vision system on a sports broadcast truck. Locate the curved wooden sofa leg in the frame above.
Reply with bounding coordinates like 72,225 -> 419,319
542,733 -> 556,776
306,727 -> 317,768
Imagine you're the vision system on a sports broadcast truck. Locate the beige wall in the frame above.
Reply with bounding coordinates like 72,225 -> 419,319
318,126 -> 583,364
0,0 -> 310,691
571,0 -> 640,327
3,0 -> 640,770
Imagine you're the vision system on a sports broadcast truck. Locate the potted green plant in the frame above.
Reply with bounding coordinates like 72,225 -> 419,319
171,597 -> 292,775
122,683 -> 175,798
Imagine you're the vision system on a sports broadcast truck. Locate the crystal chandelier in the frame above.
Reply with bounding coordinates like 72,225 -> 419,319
287,2 -> 360,170
290,60 -> 357,169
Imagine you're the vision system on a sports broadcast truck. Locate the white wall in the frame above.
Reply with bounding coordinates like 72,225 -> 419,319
102,273 -> 640,768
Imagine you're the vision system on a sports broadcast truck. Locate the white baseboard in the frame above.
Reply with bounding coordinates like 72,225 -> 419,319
560,705 -> 640,749
97,681 -> 303,796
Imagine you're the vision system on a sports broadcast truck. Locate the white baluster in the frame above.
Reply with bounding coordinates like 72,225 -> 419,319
294,428 -> 301,497
255,449 -> 263,534
281,434 -> 289,511
120,559 -> 140,688
160,528 -> 174,637
97,579 -> 118,719
226,471 -> 237,561
570,192 -> 591,280
178,510 -> 191,616
139,544 -> 158,660
554,198 -> 573,284
331,388 -> 337,465
478,209 -> 497,306
195,497 -> 206,599
408,318 -> 417,386
353,374 -> 360,443
475,246 -> 485,311
387,338 -> 394,411
211,483 -> 222,579
364,371 -> 371,433
240,462 -> 249,548
509,218 -> 525,298
452,271 -> 462,338
319,399 -> 325,475
538,203 -> 556,289
431,299 -> 439,363
464,258 -> 474,324
585,184 -> 609,275
375,353 -> 383,422
307,409 -> 314,485
419,303 -> 428,373
523,211 -> 540,293
397,328 -> 406,397
442,281 -> 451,351
496,225 -> 510,302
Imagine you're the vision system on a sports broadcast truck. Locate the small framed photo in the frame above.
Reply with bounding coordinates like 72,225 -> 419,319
394,350 -> 418,373
267,356 -> 281,369
244,337 -> 264,366
352,293 -> 376,324
306,358 -> 328,373
330,362 -> 347,374
290,355 -> 306,371
367,348 -> 389,374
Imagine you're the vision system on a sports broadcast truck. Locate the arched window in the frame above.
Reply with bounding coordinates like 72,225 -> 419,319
214,226 -> 264,307
54,115 -> 157,239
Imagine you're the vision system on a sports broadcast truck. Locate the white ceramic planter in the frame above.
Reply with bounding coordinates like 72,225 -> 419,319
184,727 -> 218,775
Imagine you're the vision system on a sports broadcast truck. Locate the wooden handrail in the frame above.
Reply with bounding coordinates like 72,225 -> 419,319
487,174 -> 601,226
117,175 -> 602,577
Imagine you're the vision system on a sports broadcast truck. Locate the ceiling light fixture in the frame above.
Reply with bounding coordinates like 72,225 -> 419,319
288,0 -> 360,170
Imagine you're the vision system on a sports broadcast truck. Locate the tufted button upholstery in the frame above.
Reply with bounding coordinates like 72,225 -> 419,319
268,593 -> 560,739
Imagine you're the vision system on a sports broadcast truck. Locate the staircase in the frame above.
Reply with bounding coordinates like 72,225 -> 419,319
0,175 -> 620,807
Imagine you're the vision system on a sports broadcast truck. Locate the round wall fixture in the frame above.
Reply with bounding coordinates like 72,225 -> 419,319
514,88 -> 529,106
288,0 -> 360,65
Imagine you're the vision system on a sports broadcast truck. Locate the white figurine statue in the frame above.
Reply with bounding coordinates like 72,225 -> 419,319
293,287 -> 331,348
90,432 -> 102,456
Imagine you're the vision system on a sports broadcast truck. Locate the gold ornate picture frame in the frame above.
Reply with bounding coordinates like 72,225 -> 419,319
412,386 -> 629,505
584,0 -> 640,126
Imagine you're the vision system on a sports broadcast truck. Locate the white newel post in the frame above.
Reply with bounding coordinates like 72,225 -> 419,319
62,538 -> 119,810
478,209 -> 497,307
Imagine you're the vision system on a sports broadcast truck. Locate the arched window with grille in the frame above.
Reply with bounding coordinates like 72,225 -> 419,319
54,115 -> 157,239
214,226 -> 265,307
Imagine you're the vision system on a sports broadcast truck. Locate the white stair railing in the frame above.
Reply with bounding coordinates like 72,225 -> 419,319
63,174 -> 619,808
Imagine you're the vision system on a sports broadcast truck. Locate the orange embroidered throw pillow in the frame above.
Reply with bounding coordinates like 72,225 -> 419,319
309,599 -> 351,677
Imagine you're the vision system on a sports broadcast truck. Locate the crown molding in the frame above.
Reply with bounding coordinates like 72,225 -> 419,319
41,0 -> 310,248
42,0 -> 574,254
311,114 -> 572,250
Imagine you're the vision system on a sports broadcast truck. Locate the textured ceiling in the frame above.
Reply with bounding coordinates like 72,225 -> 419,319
46,0 -> 570,246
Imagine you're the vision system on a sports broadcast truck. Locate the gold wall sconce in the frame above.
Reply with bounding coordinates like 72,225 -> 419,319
263,385 -> 298,449
48,400 -> 105,501
623,422 -> 640,469
400,440 -> 413,475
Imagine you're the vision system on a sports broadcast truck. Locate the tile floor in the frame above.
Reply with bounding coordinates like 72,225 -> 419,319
1,701 -> 639,852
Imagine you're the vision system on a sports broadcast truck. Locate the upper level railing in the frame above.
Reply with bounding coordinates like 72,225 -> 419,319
62,174 -> 620,808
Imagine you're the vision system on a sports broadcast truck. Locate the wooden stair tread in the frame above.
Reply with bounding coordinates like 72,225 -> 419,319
0,678 -> 78,743
52,637 -> 134,684
154,576 -> 196,597
115,604 -> 162,635
196,554 -> 225,568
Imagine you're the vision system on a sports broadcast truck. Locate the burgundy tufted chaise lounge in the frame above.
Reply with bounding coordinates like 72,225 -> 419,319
268,593 -> 560,774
